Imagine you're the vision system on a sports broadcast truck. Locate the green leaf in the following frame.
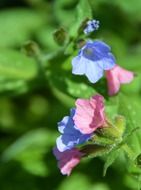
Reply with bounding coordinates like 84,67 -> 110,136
2,129 -> 55,161
66,79 -> 96,98
47,67 -> 96,105
0,49 -> 38,80
36,26 -> 60,51
0,9 -> 45,47
118,94 -> 141,157
118,95 -> 141,132
2,129 -> 57,176
54,0 -> 78,28
69,0 -> 92,37
51,85 -> 75,107
0,79 -> 28,95
103,149 -> 120,176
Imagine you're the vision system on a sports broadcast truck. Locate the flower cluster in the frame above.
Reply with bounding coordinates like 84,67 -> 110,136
71,19 -> 134,96
53,18 -> 135,176
53,94 -> 106,175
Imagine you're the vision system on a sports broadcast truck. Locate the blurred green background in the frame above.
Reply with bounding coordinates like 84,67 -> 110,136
0,0 -> 141,190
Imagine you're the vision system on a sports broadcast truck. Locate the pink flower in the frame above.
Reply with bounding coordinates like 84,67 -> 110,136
73,94 -> 105,134
53,147 -> 83,176
105,65 -> 134,96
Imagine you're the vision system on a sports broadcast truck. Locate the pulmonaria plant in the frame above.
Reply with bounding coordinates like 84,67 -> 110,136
53,18 -> 135,176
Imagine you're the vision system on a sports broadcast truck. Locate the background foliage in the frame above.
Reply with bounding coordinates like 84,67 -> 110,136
0,0 -> 141,190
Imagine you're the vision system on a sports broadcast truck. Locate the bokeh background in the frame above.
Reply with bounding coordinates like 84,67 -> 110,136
0,0 -> 141,190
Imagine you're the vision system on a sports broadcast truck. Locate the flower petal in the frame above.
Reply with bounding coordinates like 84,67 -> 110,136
98,53 -> 116,70
56,136 -> 67,152
72,56 -> 86,75
85,59 -> 104,83
71,40 -> 116,83
118,67 -> 134,83
60,156 -> 80,176
93,40 -> 111,53
74,94 -> 105,134
53,147 -> 82,176
58,116 -> 69,133
57,108 -> 91,152
105,65 -> 134,96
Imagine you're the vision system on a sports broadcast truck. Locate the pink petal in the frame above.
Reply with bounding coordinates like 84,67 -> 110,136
105,67 -> 120,96
106,65 -> 134,96
53,147 -> 82,176
74,94 -> 105,134
59,157 -> 80,176
118,67 -> 134,84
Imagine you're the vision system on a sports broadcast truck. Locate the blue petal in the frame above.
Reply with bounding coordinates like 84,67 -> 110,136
58,116 -> 69,133
57,132 -> 90,152
98,53 -> 116,70
56,108 -> 92,152
70,108 -> 75,117
57,134 -> 78,152
62,134 -> 79,147
93,40 -> 111,53
72,56 -> 86,75
82,42 -> 110,61
56,136 -> 68,152
85,59 -> 104,83
58,109 -> 75,134
79,134 -> 91,144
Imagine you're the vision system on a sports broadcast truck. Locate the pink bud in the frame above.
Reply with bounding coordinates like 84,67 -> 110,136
106,65 -> 134,96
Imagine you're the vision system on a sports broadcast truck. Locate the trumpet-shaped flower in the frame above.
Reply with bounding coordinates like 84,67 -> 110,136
73,94 -> 105,134
56,108 -> 91,152
72,40 -> 116,83
105,65 -> 134,96
53,147 -> 83,176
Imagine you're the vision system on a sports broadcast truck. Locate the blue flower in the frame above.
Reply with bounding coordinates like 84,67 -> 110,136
56,108 -> 91,152
84,19 -> 100,34
72,40 -> 116,83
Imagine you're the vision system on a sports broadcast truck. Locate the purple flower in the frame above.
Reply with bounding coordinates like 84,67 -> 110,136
72,40 -> 116,83
56,108 -> 91,152
84,19 -> 100,34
